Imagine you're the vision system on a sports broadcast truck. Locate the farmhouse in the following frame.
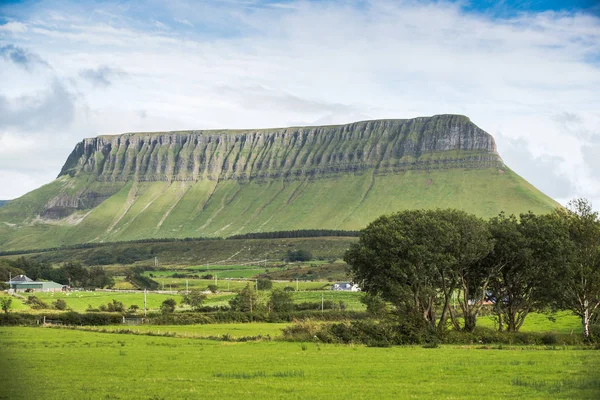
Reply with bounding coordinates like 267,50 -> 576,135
331,282 -> 361,292
6,274 -> 64,292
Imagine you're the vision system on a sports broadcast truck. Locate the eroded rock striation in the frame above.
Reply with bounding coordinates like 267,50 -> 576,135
59,115 -> 502,183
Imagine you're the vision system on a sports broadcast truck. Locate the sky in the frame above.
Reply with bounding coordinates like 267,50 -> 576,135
0,0 -> 599,210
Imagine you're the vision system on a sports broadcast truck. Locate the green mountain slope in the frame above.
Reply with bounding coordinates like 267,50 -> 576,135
0,115 -> 558,250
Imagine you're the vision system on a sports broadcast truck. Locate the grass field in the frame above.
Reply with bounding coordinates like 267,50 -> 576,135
11,288 -> 362,312
1,327 -> 599,399
79,322 -> 290,338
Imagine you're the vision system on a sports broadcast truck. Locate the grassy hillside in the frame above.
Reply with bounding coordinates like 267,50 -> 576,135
0,236 -> 357,266
0,167 -> 558,251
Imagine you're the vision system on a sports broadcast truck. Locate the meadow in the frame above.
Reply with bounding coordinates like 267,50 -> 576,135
11,288 -> 365,313
1,327 -> 599,399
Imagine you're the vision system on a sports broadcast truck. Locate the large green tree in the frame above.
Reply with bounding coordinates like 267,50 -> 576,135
486,212 -> 570,332
556,199 -> 600,339
345,209 -> 493,331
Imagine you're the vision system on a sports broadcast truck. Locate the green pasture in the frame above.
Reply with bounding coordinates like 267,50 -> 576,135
1,327 -> 598,399
82,322 -> 289,338
291,291 -> 366,311
30,291 -> 183,312
138,276 -> 331,292
477,311 -> 583,334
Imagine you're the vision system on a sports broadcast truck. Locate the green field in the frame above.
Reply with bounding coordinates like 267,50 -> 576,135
10,288 -> 361,312
1,327 -> 598,399
77,322 -> 290,338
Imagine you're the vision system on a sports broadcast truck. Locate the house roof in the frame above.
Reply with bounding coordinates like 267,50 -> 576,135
7,274 -> 34,283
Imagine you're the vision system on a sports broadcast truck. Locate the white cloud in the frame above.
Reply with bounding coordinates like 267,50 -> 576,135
0,21 -> 28,33
0,0 -> 598,208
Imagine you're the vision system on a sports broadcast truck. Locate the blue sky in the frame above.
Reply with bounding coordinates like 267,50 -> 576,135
0,0 -> 599,208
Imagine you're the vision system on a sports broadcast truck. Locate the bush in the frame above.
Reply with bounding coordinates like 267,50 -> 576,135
99,300 -> 125,313
161,298 -> 177,314
286,249 -> 313,262
53,299 -> 68,310
25,296 -> 49,310
207,284 -> 218,293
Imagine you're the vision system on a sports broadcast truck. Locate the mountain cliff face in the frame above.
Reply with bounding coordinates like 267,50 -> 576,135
0,115 -> 558,251
59,115 -> 501,182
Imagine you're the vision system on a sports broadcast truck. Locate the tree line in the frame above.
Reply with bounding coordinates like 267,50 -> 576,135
345,199 -> 600,339
0,258 -> 113,289
227,229 -> 360,240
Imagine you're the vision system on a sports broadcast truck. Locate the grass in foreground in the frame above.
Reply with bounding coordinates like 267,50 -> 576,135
0,327 -> 598,399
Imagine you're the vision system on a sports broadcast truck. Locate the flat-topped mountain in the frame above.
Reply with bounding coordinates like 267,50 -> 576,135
60,115 -> 500,182
0,115 -> 557,250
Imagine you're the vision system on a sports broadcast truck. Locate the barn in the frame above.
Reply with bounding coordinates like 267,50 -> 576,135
6,275 -> 64,292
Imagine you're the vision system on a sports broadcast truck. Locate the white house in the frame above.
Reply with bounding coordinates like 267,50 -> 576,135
331,282 -> 361,292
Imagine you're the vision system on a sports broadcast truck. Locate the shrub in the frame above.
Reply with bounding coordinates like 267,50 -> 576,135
207,284 -> 218,293
25,296 -> 49,310
161,298 -> 177,314
286,249 -> 313,262
1,297 -> 13,314
53,299 -> 68,310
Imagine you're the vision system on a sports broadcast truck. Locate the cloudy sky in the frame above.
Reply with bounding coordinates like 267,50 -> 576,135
0,0 -> 599,209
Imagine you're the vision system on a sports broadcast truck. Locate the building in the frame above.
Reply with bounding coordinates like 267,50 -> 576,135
331,282 -> 361,292
6,275 -> 64,292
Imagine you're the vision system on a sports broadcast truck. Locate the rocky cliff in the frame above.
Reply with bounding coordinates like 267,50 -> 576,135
59,115 -> 502,182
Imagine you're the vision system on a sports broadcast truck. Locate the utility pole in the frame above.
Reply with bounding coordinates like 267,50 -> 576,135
255,279 -> 258,291
154,257 -> 158,268
321,292 -> 324,312
296,278 -> 298,292
144,289 -> 147,317
186,279 -> 189,294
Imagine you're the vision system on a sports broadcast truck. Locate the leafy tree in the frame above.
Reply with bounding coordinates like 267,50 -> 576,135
161,298 -> 177,314
181,289 -> 207,311
88,266 -> 114,289
486,212 -> 570,332
556,199 -> 600,339
256,278 -> 273,291
1,297 -> 12,314
229,284 -> 259,312
286,249 -> 313,262
0,262 -> 24,281
268,289 -> 294,313
346,209 -> 493,331
128,304 -> 140,313
441,211 -> 494,332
